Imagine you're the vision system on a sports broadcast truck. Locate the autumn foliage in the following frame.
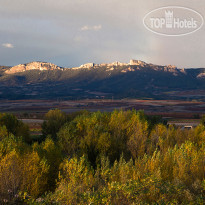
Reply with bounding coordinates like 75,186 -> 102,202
0,109 -> 204,204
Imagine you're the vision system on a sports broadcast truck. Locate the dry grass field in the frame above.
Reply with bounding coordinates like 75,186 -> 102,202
0,99 -> 204,120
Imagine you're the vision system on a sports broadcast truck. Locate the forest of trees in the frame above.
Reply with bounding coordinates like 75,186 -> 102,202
0,109 -> 204,204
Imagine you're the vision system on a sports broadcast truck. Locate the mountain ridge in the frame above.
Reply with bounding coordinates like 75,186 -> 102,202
4,59 -> 181,74
0,60 -> 205,100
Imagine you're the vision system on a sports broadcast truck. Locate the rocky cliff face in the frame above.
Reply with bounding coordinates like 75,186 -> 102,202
129,59 -> 146,66
4,60 -> 181,75
1,59 -> 205,101
5,62 -> 63,74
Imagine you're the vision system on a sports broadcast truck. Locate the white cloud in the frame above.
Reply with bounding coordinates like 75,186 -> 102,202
80,25 -> 102,31
0,0 -> 204,68
2,43 -> 14,48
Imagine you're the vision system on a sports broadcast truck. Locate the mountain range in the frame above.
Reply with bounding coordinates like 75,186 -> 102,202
0,60 -> 205,100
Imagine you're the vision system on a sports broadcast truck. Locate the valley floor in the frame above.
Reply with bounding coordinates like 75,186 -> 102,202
0,99 -> 205,119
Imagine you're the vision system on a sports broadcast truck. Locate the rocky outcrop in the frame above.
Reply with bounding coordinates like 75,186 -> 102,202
121,67 -> 135,73
4,59 -> 183,75
164,64 -> 177,71
97,62 -> 127,67
129,60 -> 146,66
79,63 -> 94,69
180,68 -> 187,74
197,73 -> 205,78
5,62 -> 62,74
108,62 -> 127,67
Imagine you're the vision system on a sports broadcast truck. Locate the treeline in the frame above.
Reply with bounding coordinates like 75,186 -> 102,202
0,110 -> 204,204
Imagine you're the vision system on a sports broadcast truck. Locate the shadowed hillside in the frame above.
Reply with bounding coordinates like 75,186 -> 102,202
0,60 -> 205,100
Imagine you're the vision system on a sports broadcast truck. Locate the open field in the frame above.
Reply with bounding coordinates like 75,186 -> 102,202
0,99 -> 205,119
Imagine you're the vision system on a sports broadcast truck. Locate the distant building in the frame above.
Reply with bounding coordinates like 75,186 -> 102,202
168,122 -> 199,129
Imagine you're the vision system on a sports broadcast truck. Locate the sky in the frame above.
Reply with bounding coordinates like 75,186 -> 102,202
0,0 -> 204,68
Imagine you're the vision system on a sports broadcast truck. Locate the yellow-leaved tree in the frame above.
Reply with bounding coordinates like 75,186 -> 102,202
0,149 -> 49,202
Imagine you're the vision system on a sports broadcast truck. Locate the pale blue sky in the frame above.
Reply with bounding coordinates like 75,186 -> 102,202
0,0 -> 204,68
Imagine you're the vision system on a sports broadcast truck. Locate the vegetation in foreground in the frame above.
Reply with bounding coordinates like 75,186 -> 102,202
0,109 -> 204,204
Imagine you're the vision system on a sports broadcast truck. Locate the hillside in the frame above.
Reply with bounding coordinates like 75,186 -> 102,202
1,60 -> 205,100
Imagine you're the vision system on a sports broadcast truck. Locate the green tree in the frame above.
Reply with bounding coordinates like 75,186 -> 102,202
42,109 -> 67,140
0,113 -> 19,136
200,114 -> 205,126
0,113 -> 30,143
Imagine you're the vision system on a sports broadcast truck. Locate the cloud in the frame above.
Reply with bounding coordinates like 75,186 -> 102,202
0,0 -> 204,68
2,43 -> 14,48
80,25 -> 102,31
